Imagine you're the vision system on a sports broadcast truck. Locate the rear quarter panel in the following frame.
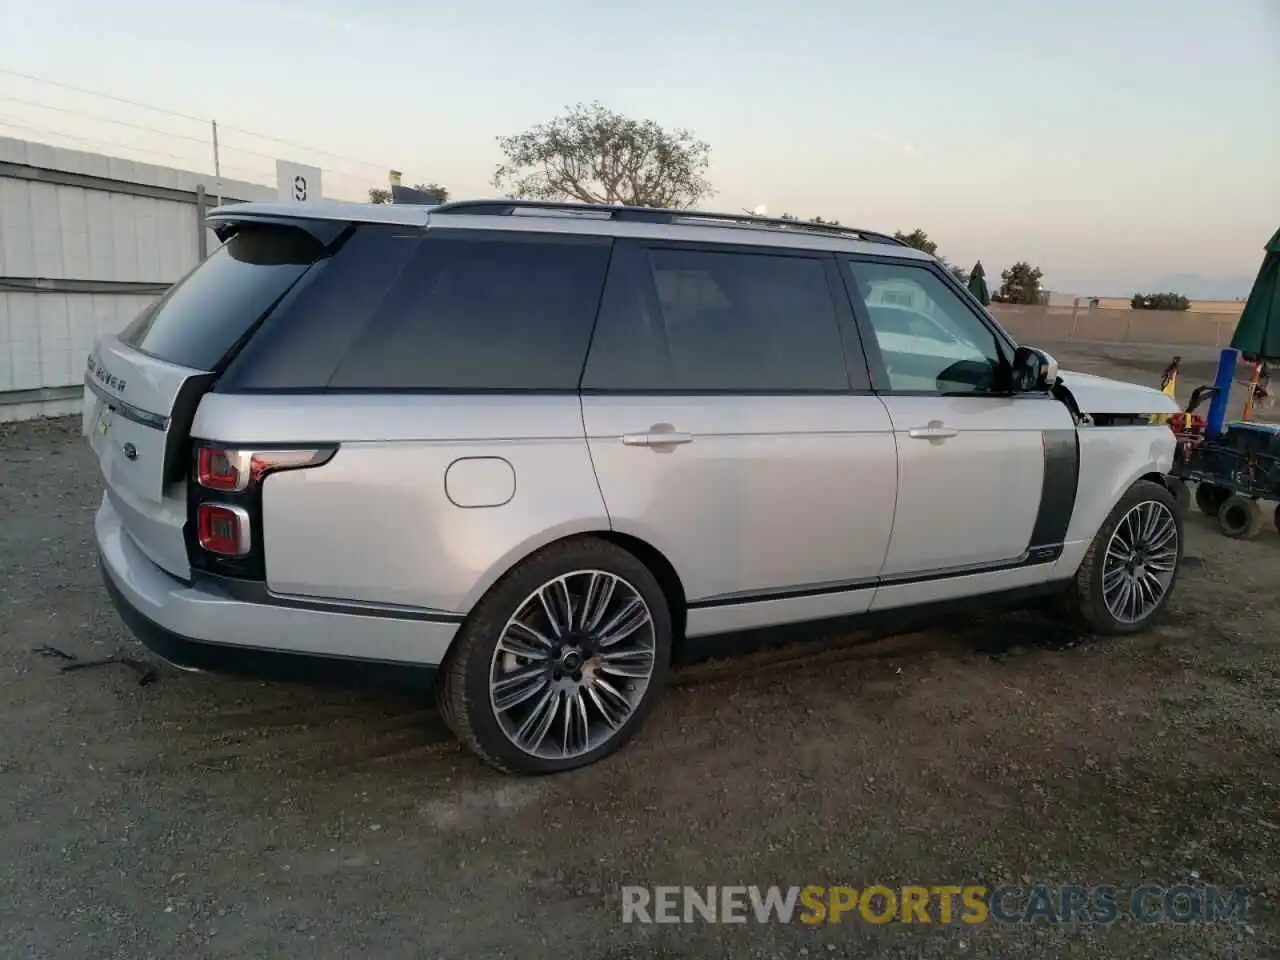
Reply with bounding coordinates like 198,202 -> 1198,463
192,393 -> 609,613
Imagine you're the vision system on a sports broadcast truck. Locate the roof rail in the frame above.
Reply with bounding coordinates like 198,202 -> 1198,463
428,199 -> 907,247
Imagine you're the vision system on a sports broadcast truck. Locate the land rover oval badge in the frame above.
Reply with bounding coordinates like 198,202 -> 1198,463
123,442 -> 138,461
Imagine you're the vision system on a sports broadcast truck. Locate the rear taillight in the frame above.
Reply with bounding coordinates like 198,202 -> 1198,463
189,443 -> 334,575
195,446 -> 332,492
196,447 -> 249,491
197,503 -> 251,556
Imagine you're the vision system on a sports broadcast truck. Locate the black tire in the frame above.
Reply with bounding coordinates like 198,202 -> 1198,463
1194,482 -> 1230,516
1217,494 -> 1265,540
1167,477 -> 1192,515
438,537 -> 672,775
1275,503 -> 1280,536
1064,479 -> 1183,635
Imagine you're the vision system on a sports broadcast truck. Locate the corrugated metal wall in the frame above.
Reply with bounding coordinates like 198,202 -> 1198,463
0,136 -> 275,422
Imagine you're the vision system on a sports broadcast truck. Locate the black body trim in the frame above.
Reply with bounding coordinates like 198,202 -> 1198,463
1027,429 -> 1081,549
687,552 -> 1063,610
199,572 -> 465,624
677,581 -> 1070,664
101,560 -> 441,692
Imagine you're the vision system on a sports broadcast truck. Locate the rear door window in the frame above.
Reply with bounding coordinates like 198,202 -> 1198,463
327,232 -> 612,391
119,223 -> 326,371
581,243 -> 851,392
216,224 -> 423,391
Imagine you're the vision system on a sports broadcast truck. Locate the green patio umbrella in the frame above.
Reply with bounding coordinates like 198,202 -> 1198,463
967,260 -> 990,306
1230,227 -> 1280,361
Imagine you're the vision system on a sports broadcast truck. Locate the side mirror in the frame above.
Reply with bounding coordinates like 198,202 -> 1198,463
1012,345 -> 1059,393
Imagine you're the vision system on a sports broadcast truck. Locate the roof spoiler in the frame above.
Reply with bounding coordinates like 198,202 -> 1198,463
391,184 -> 442,205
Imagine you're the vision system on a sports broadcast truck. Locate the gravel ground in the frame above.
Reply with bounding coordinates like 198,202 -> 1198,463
2,348 -> 1278,959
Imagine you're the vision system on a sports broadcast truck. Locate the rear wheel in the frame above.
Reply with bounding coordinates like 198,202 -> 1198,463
1217,494 -> 1265,540
1065,480 -> 1182,635
438,538 -> 672,775
1195,482 -> 1230,516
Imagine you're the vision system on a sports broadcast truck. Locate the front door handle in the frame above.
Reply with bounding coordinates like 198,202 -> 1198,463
907,420 -> 960,441
622,424 -> 693,448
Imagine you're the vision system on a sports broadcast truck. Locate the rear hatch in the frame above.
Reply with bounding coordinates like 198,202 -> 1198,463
84,219 -> 331,580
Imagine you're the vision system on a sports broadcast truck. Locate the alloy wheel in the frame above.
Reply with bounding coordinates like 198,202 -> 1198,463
488,570 -> 657,760
1101,500 -> 1179,624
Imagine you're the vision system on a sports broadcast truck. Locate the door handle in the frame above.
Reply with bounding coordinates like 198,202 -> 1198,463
907,421 -> 960,441
622,424 -> 693,448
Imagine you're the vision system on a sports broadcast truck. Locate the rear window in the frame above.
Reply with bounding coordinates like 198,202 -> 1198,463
118,224 -> 325,371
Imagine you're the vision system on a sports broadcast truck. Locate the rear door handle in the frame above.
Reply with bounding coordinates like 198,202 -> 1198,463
622,424 -> 693,448
907,421 -> 960,441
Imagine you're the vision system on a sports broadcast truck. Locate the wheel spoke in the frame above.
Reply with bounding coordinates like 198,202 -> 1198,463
518,688 -> 561,753
561,689 -> 590,756
598,647 -> 655,679
597,599 -> 651,647
581,573 -> 617,633
513,687 -> 556,747
586,673 -> 632,728
508,618 -> 556,651
493,667 -> 550,712
553,577 -> 576,632
497,635 -> 551,662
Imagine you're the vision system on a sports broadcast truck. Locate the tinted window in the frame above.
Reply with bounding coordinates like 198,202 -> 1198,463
328,233 -> 611,391
582,245 -> 849,392
844,260 -> 1003,394
119,224 -> 324,370
218,225 -> 423,391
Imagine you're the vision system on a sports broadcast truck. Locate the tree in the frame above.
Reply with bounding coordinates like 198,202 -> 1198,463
995,262 -> 1045,305
1131,292 -> 1190,311
779,213 -> 842,225
493,102 -> 713,208
893,228 -> 967,282
893,228 -> 937,256
368,182 -> 450,205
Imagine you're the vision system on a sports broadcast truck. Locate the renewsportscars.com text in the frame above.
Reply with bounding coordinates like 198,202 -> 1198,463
621,884 -> 1250,925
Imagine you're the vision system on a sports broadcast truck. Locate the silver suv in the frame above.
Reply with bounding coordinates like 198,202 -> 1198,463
85,199 -> 1184,774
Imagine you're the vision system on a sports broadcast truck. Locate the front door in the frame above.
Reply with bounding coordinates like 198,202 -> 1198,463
839,257 -> 1078,589
581,240 -> 899,637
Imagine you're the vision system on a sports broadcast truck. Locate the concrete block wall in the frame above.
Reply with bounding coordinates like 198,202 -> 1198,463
0,136 -> 274,422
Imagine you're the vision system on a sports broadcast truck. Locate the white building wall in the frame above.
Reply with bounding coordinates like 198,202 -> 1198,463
0,136 -> 275,422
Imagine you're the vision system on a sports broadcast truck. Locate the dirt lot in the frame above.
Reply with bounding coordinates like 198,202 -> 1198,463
2,345 -> 1278,959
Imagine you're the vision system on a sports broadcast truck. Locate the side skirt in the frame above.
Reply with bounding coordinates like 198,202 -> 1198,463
675,580 -> 1069,666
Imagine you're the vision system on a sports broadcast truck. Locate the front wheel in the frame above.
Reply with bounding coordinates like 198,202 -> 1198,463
438,538 -> 672,775
1065,480 -> 1182,634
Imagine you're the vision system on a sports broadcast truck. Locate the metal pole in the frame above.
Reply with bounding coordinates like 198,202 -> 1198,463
211,120 -> 222,206
195,184 -> 208,261
1241,360 -> 1262,423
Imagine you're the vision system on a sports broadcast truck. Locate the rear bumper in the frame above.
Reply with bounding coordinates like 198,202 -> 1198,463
96,495 -> 457,689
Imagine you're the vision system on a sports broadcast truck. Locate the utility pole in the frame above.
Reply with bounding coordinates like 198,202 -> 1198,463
211,120 -> 222,206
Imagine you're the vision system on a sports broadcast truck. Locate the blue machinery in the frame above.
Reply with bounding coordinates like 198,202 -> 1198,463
1205,347 -> 1237,438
